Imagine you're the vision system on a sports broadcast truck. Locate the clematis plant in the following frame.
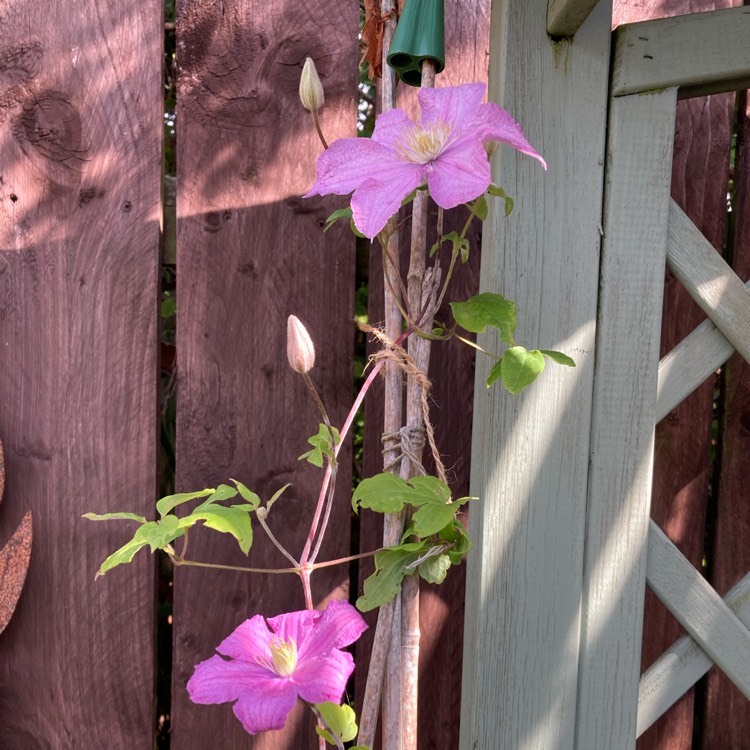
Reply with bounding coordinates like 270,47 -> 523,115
305,82 -> 546,239
84,60 -> 571,749
187,600 -> 367,736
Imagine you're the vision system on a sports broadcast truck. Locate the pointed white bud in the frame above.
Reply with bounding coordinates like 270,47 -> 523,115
299,57 -> 325,113
287,315 -> 315,374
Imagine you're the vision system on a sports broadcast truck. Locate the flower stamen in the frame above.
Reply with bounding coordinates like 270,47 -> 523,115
397,120 -> 454,165
269,637 -> 298,677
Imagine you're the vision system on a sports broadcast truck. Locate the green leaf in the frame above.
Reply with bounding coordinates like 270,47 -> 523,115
299,424 -> 340,468
352,474 -> 451,515
314,702 -> 358,745
160,297 -> 176,319
156,489 -> 214,517
440,518 -> 473,564
501,346 -> 546,394
231,479 -> 261,510
450,293 -> 516,345
411,495 -> 470,537
539,349 -> 576,367
178,506 -> 253,554
356,542 -> 427,612
266,483 -> 290,512
194,483 -> 240,512
418,553 -> 452,584
133,515 -> 185,551
430,230 -> 470,262
95,538 -> 150,578
486,358 -> 503,388
82,511 -> 147,524
469,194 -> 488,221
487,184 -> 514,216
324,207 -> 352,232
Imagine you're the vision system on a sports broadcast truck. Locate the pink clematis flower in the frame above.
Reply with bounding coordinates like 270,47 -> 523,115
305,82 -> 546,239
186,600 -> 367,735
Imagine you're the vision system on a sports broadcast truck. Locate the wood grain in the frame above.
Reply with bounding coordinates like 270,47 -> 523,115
460,3 -> 612,749
0,0 -> 161,746
171,1 -> 358,747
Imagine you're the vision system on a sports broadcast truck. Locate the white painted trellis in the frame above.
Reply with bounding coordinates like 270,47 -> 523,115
461,3 -> 750,749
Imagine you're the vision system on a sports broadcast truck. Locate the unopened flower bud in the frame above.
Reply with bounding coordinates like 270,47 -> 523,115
299,57 -> 325,113
287,315 -> 315,374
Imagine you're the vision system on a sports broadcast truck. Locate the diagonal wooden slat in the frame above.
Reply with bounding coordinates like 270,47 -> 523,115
666,199 -> 750,364
656,290 -> 747,422
612,6 -> 750,98
638,569 -> 750,736
645,524 -> 750,698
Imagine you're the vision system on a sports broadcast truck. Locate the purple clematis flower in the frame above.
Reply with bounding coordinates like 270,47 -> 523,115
305,82 -> 546,239
187,600 -> 367,735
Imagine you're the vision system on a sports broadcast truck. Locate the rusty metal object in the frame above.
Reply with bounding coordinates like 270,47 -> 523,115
0,440 -> 33,635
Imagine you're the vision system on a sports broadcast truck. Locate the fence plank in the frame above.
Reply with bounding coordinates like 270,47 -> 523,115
460,3 -> 612,748
0,1 -> 161,746
170,1 -> 358,747
703,86 -> 750,750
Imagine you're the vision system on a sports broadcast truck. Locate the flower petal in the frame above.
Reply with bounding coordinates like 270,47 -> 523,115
294,650 -> 355,705
297,600 -> 368,661
418,83 -> 486,128
305,139 -> 399,197
470,102 -> 547,169
187,654 -> 274,705
267,608 -> 318,647
371,108 -> 414,150
351,166 -> 423,239
215,614 -> 273,661
232,678 -> 299,734
428,137 -> 491,209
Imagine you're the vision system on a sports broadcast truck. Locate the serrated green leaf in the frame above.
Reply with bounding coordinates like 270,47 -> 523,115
193,483 -> 240,512
156,489 -> 214,517
82,511 -> 147,524
352,474 -> 451,515
501,346 -> 546,394
539,349 -> 576,367
231,479 -> 261,510
356,542 -> 427,612
178,506 -> 253,554
133,515 -> 185,551
95,538 -> 150,579
324,207 -> 352,232
486,358 -> 503,388
418,553 -> 452,584
503,195 -> 514,216
450,293 -> 516,345
299,424 -> 340,468
314,703 -> 358,744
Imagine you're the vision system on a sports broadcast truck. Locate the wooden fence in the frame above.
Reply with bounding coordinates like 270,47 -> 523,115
0,0 -> 748,748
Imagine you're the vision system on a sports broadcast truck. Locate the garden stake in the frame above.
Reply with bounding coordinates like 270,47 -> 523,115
358,3 -> 403,747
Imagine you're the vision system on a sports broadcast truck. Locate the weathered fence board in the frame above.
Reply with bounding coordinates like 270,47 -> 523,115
0,0 -> 162,747
170,1 -> 358,747
460,2 -> 612,749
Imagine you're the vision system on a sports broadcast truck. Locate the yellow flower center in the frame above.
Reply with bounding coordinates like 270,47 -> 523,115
397,120 -> 454,165
269,637 -> 298,677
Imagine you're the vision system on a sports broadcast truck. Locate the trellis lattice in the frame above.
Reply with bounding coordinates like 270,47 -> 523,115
576,7 -> 750,748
